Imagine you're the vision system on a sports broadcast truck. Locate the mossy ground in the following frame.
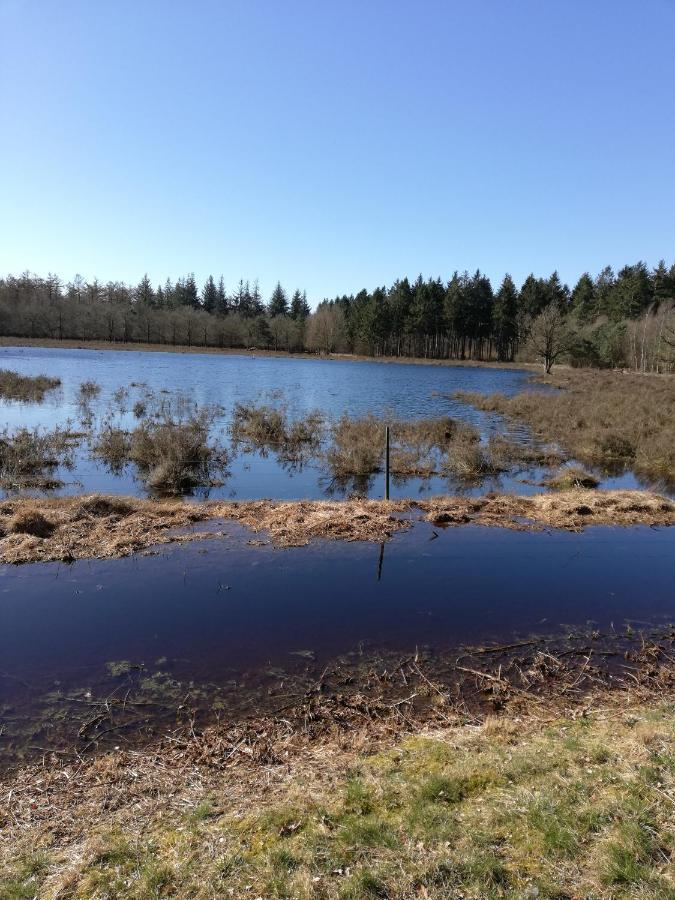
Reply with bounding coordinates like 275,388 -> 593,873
2,703 -> 673,899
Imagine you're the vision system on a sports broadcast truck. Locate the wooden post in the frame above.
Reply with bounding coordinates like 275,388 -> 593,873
385,425 -> 390,500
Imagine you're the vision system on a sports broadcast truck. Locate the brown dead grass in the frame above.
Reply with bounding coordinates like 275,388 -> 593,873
1,638 -> 674,899
456,368 -> 675,486
0,489 -> 673,563
0,369 -> 61,402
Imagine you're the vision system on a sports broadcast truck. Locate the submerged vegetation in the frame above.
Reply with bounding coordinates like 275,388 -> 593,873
94,412 -> 228,493
231,403 -> 324,461
0,368 -> 60,402
456,368 -> 675,487
0,426 -> 75,490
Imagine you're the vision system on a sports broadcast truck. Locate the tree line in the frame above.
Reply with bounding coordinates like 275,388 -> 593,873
1,261 -> 674,371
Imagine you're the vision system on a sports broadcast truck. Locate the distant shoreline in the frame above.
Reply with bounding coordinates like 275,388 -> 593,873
0,335 -> 538,371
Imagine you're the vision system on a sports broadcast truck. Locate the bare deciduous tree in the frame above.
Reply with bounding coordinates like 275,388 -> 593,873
527,304 -> 576,374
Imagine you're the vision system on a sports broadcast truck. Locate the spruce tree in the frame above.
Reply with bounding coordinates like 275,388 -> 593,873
493,274 -> 519,361
268,282 -> 288,317
201,275 -> 218,313
216,276 -> 228,315
571,273 -> 596,320
134,273 -> 155,307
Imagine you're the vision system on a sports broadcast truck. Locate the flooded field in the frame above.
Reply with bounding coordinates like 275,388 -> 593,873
2,521 -> 673,766
0,346 -> 648,500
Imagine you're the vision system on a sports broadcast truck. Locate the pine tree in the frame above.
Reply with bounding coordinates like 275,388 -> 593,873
183,273 -> 199,309
250,280 -> 265,316
571,273 -> 596,320
216,276 -> 228,315
290,289 -> 310,320
268,282 -> 288,317
493,274 -> 519,361
201,275 -> 218,313
134,273 -> 155,307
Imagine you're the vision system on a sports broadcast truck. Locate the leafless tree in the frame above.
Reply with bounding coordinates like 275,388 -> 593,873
527,303 -> 576,374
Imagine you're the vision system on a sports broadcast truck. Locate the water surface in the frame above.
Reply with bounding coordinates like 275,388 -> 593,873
0,345 -> 648,499
1,522 -> 673,763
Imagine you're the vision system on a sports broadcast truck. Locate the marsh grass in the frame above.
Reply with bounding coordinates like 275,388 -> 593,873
93,426 -> 131,473
455,369 -> 675,487
231,403 -> 324,462
92,403 -> 229,492
546,465 -> 600,491
0,369 -> 61,402
4,703 -> 673,899
0,427 -> 76,489
131,412 -> 228,493
78,380 -> 101,400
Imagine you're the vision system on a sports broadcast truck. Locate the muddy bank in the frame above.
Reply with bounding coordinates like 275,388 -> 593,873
1,630 -> 674,899
1,489 -> 673,563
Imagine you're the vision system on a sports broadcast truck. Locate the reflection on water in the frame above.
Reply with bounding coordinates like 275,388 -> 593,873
1,522 -> 673,763
0,346 -> 567,500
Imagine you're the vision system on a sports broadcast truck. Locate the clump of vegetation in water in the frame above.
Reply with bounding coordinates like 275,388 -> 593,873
93,410 -> 228,493
0,427 -> 76,489
455,368 -> 675,487
546,465 -> 599,491
326,413 -> 383,476
0,369 -> 61,402
231,403 -> 324,461
326,414 -> 499,482
92,426 -> 131,474
78,380 -> 101,400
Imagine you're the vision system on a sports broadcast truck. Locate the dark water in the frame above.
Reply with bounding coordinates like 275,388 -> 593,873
1,523 -> 673,762
2,345 -> 630,500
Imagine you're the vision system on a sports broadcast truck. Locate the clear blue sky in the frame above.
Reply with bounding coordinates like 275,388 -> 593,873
1,0 -> 674,304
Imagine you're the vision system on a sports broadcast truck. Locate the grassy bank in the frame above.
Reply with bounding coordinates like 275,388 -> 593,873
2,683 -> 673,899
0,489 -> 673,563
456,368 -> 675,486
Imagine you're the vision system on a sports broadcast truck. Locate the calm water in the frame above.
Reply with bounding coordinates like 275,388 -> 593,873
1,522 -> 673,762
0,346 -> 644,499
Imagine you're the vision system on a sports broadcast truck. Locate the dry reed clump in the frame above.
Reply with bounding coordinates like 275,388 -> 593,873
0,426 -> 76,489
389,417 -> 458,475
7,509 -> 56,537
1,489 -> 673,563
129,412 -> 228,493
93,411 -> 228,492
455,368 -> 675,486
327,414 -> 485,478
230,403 -> 324,460
78,380 -> 101,399
545,465 -> 600,491
0,369 -> 61,402
326,413 -> 384,475
92,425 -> 131,473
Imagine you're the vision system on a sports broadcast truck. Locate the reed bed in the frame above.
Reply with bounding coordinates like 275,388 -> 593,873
0,369 -> 60,402
455,368 -> 675,487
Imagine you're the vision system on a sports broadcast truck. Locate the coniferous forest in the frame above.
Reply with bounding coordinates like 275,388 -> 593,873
1,261 -> 674,372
